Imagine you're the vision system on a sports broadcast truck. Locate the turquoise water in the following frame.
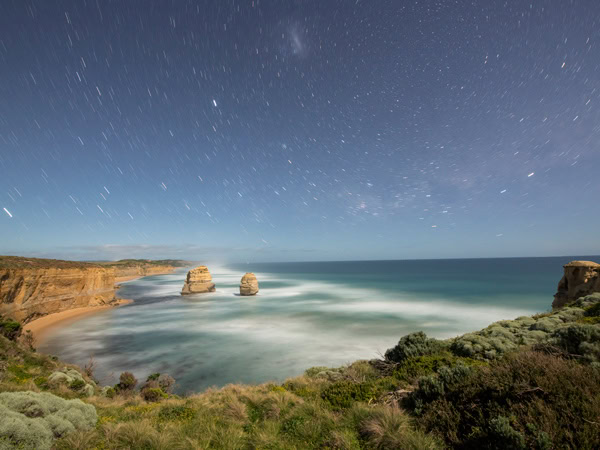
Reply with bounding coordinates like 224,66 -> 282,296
39,257 -> 596,394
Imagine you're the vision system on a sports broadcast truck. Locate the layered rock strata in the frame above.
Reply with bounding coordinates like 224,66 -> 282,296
181,266 -> 216,295
239,273 -> 259,296
0,266 -> 116,323
113,265 -> 175,282
553,260 -> 600,308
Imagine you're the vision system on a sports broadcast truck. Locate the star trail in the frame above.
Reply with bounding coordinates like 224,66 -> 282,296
1,0 -> 599,261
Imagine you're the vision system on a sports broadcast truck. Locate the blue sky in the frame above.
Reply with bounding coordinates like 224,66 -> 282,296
1,0 -> 599,262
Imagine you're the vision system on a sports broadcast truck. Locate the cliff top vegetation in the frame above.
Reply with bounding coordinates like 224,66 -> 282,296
0,256 -> 188,270
1,293 -> 600,448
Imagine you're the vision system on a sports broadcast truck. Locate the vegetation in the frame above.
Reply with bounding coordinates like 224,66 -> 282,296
97,259 -> 189,268
1,293 -> 599,448
0,391 -> 97,450
0,316 -> 21,341
0,255 -> 188,270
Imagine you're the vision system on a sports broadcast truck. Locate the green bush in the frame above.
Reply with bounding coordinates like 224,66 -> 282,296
141,387 -> 167,402
69,379 -> 86,391
384,332 -> 445,364
489,416 -> 526,449
393,351 -> 484,382
414,351 -> 600,448
548,323 -> 600,363
115,372 -> 137,392
321,381 -> 377,410
0,391 -> 97,450
0,318 -> 21,341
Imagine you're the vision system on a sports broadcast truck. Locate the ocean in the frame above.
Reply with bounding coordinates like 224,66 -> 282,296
39,256 -> 596,394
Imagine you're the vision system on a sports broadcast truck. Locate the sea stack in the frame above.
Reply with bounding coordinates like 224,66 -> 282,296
553,260 -> 600,308
181,266 -> 216,295
239,273 -> 259,296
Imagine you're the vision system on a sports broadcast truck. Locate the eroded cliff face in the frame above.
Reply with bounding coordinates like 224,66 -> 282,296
553,261 -> 600,309
113,265 -> 175,281
0,267 -> 116,323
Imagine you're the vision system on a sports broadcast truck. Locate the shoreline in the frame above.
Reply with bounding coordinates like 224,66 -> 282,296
23,299 -> 134,347
115,269 -> 175,284
24,270 -> 178,346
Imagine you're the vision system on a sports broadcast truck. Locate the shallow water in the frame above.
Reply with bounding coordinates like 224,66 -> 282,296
39,256 -> 596,393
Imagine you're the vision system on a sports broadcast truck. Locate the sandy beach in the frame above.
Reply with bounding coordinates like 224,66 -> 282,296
23,299 -> 133,346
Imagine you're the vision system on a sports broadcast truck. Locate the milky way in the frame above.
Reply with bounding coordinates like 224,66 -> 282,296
0,1 -> 599,261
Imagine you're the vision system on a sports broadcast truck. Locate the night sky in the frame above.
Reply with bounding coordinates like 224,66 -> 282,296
1,1 -> 599,262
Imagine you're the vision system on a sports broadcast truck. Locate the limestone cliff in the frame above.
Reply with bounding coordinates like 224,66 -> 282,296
0,265 -> 116,323
0,256 -> 185,323
553,260 -> 600,308
181,266 -> 216,295
112,265 -> 175,281
239,273 -> 259,296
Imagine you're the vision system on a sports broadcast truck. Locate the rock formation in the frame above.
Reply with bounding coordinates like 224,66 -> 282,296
553,260 -> 600,308
0,259 -> 116,323
0,256 -> 183,323
181,266 -> 216,295
239,272 -> 259,296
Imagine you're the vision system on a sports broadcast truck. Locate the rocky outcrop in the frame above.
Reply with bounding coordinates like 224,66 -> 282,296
181,266 -> 216,295
0,266 -> 116,323
239,273 -> 259,296
553,261 -> 600,308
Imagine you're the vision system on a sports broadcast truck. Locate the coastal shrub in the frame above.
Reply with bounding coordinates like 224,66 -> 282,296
115,371 -> 137,392
393,351 -> 484,383
141,387 -> 168,402
410,364 -> 474,413
48,368 -> 94,397
0,317 -> 21,341
414,351 -> 600,448
0,391 -> 97,450
157,373 -> 175,393
488,416 -> 526,449
69,378 -> 86,391
384,332 -> 445,364
547,323 -> 600,363
305,366 -> 333,377
102,387 -> 116,398
321,381 -> 377,410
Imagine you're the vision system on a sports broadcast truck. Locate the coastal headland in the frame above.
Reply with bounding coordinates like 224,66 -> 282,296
0,256 -> 188,343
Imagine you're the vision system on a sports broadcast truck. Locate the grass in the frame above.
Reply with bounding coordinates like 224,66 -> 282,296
2,293 -> 600,448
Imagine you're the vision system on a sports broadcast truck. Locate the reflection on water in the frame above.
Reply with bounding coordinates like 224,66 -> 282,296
40,258 -> 579,393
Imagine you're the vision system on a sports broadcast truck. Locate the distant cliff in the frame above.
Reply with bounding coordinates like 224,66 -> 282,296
0,256 -> 186,323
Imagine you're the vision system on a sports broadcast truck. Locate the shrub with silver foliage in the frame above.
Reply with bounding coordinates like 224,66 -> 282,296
48,367 -> 95,397
0,391 -> 97,450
